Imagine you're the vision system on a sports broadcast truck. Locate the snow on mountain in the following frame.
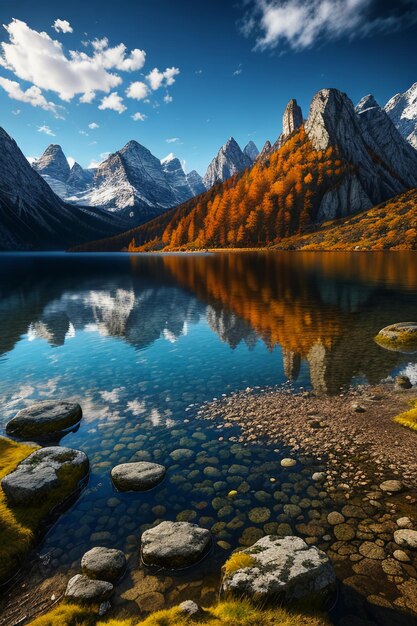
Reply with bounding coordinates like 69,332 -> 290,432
186,170 -> 206,196
203,137 -> 252,189
33,141 -> 206,226
384,82 -> 417,149
243,141 -> 259,162
161,153 -> 195,205
0,127 -> 125,250
32,144 -> 70,182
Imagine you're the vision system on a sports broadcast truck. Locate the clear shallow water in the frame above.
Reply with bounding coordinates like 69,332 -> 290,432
0,251 -> 416,600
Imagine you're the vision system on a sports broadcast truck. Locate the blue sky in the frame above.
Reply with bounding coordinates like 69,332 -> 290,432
1,0 -> 417,175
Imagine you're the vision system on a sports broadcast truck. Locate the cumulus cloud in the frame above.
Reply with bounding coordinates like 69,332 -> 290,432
0,19 -> 146,105
126,80 -> 149,100
98,91 -> 126,113
37,124 -> 55,136
52,19 -> 73,34
79,129 -> 89,135
242,0 -> 417,51
166,137 -> 179,143
88,122 -> 99,129
164,93 -> 173,103
146,66 -> 180,90
0,76 -> 64,117
131,112 -> 147,121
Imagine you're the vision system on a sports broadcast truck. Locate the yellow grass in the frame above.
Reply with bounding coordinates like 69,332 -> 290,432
394,401 -> 417,432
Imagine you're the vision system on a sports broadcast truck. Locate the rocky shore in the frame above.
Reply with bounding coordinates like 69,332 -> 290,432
197,381 -> 417,623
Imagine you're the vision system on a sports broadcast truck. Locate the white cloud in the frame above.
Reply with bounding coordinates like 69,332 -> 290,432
79,129 -> 89,135
195,69 -> 203,74
37,124 -> 55,136
26,155 -> 37,164
126,80 -> 149,100
88,122 -> 99,129
0,76 -> 64,117
52,19 -> 73,34
88,159 -> 101,168
243,0 -> 417,51
131,112 -> 147,121
98,91 -> 126,114
166,137 -> 179,143
233,64 -> 243,76
0,19 -> 146,105
164,93 -> 173,104
12,108 -> 20,115
146,66 -> 180,90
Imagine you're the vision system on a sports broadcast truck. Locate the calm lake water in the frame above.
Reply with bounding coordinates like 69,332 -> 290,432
0,251 -> 417,608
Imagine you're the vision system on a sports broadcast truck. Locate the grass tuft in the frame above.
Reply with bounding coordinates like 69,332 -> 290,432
223,552 -> 256,577
393,400 -> 417,432
29,600 -> 329,626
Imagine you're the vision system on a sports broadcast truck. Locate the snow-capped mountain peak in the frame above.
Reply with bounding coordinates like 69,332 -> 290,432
384,82 -> 417,149
203,137 -> 252,189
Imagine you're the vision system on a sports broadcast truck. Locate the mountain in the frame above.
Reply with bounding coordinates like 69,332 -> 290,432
186,170 -> 206,196
385,82 -> 417,149
76,87 -> 417,253
161,153 -> 196,205
243,141 -> 259,162
305,88 -> 417,219
32,144 -> 70,182
203,137 -> 252,189
33,141 -> 205,227
356,94 -> 417,189
273,188 -> 417,251
0,127 -> 125,250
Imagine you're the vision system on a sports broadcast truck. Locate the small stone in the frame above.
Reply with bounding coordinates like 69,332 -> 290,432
248,507 -> 271,523
396,517 -> 412,528
141,521 -> 211,569
358,542 -> 385,560
81,547 -> 126,582
394,529 -> 417,549
65,575 -> 113,603
169,449 -> 194,461
327,511 -> 345,526
281,458 -> 296,468
334,524 -> 355,541
111,462 -> 166,492
178,601 -> 205,618
393,550 -> 410,562
312,472 -> 326,482
395,375 -> 412,390
379,480 -> 404,493
351,403 -> 366,413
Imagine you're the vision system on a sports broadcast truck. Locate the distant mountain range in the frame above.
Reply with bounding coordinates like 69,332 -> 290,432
0,81 -> 416,251
31,136 -> 259,227
77,85 -> 417,252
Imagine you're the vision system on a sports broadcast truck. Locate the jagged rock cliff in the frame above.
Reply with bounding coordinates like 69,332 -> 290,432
186,170 -> 206,196
32,144 -> 70,182
203,137 -> 252,189
243,141 -> 259,162
385,82 -> 417,149
305,88 -> 417,219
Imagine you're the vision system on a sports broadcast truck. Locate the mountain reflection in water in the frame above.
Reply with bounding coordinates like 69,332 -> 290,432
0,251 -> 416,395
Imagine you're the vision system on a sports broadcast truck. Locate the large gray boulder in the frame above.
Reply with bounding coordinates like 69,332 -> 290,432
110,462 -> 166,492
81,547 -> 126,582
6,401 -> 82,438
222,535 -> 336,604
141,521 -> 212,569
65,574 -> 113,603
1,446 -> 89,506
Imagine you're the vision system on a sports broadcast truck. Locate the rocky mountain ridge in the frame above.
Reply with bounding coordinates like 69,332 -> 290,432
0,127 -> 125,250
385,82 -> 417,149
202,137 -> 253,189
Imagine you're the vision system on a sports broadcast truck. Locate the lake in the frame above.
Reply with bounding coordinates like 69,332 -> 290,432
0,251 -> 416,617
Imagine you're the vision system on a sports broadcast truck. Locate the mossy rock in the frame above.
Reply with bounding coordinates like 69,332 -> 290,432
374,322 -> 417,353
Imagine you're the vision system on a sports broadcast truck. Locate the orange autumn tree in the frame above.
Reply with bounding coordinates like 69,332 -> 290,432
128,127 -> 354,251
